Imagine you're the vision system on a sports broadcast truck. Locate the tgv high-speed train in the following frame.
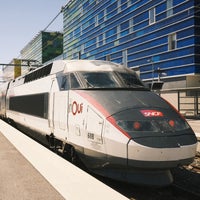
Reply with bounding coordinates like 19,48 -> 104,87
0,60 -> 197,186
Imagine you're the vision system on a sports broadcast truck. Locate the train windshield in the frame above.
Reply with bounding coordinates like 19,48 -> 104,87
80,71 -> 145,89
117,72 -> 144,88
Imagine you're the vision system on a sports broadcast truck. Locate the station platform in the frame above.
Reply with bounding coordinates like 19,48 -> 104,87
0,129 -> 64,200
187,119 -> 200,152
0,120 -> 128,200
187,119 -> 200,138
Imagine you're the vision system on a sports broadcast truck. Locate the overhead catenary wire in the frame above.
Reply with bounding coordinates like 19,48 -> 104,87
23,6 -> 65,63
43,6 -> 64,32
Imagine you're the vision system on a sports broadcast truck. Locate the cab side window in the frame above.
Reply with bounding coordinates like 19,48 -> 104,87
61,75 -> 70,90
61,73 -> 81,90
70,73 -> 81,89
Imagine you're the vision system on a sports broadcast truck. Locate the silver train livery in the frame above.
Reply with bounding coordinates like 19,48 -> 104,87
0,60 -> 197,186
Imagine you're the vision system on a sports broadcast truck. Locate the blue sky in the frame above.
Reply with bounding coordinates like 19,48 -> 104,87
0,0 -> 67,63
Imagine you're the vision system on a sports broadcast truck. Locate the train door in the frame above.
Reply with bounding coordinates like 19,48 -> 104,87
53,92 -> 69,139
86,106 -> 103,144
49,78 -> 69,140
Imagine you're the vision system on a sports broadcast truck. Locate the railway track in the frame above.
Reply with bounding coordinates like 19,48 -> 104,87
170,140 -> 200,200
171,151 -> 200,200
94,174 -> 200,200
90,145 -> 200,200
188,151 -> 200,173
95,165 -> 200,200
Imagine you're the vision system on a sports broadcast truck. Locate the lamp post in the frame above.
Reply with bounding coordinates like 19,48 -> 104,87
154,67 -> 167,82
147,57 -> 155,82
147,57 -> 167,90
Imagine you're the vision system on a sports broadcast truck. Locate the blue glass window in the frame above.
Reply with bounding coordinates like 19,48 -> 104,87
120,21 -> 129,30
107,2 -> 117,13
106,27 -> 117,37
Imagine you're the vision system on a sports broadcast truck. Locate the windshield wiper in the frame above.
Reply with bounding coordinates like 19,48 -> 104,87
84,79 -> 95,88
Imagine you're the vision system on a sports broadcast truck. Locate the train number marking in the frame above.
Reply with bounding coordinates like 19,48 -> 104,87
88,132 -> 94,140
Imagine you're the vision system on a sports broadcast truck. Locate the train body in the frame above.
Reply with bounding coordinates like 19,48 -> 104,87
0,60 -> 197,186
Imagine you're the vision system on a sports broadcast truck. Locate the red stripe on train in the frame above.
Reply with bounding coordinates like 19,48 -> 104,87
75,90 -> 131,139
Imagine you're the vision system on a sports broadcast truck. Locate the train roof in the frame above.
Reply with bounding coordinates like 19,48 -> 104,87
9,60 -> 134,86
51,60 -> 128,74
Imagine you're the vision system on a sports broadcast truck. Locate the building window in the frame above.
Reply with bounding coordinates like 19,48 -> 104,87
129,18 -> 134,33
168,33 -> 176,50
103,33 -> 106,45
80,7 -> 83,16
118,0 -> 121,13
96,36 -> 99,48
127,0 -> 132,7
167,0 -> 173,17
95,15 -> 98,26
106,54 -> 111,61
114,40 -> 119,46
104,9 -> 107,21
122,49 -> 127,67
117,25 -> 120,39
81,44 -> 85,54
80,26 -> 82,35
149,7 -> 155,24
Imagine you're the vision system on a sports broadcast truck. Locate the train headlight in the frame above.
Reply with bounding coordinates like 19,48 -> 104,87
133,121 -> 141,130
168,119 -> 175,127
117,120 -> 159,132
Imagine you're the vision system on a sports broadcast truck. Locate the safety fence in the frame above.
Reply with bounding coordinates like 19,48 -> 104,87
158,87 -> 200,119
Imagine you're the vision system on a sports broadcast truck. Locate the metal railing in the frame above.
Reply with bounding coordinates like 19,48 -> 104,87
158,87 -> 200,119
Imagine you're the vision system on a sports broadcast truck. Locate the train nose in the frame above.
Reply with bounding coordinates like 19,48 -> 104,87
115,108 -> 197,147
127,137 -> 197,169
114,108 -> 197,167
127,139 -> 163,168
126,139 -> 175,186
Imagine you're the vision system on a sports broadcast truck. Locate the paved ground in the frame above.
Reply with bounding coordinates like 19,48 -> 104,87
187,119 -> 200,137
0,131 -> 65,200
187,119 -> 200,152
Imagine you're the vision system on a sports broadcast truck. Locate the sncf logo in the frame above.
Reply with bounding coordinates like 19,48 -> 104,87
71,101 -> 83,115
140,110 -> 163,117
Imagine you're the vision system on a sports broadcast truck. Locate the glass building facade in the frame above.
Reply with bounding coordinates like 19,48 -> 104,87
21,31 -> 63,64
63,0 -> 200,88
